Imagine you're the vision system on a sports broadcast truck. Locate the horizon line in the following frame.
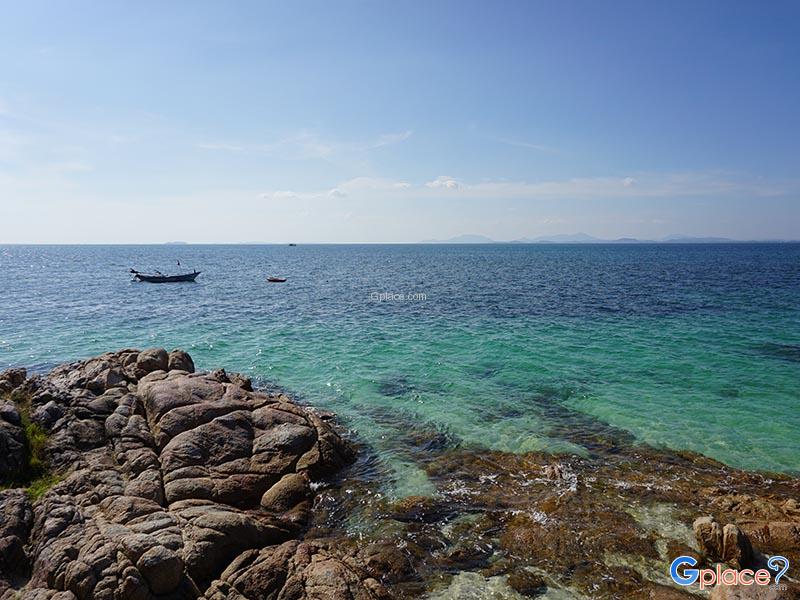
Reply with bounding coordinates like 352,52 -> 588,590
2,240 -> 800,246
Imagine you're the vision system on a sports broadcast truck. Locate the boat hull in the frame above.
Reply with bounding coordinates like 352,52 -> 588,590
133,271 -> 200,283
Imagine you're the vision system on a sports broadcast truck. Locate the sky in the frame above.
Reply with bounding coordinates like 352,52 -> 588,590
1,0 -> 799,243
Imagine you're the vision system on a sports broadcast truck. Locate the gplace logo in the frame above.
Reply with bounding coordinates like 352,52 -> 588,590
670,555 -> 790,590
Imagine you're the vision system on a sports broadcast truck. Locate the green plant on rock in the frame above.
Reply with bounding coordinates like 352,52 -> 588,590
1,391 -> 62,500
26,473 -> 62,501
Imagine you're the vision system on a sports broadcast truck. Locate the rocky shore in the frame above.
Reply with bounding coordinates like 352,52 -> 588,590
1,350 -> 799,599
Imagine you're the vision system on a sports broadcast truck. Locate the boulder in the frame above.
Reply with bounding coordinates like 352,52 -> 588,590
694,516 -> 724,559
208,368 -> 252,391
0,367 -> 27,390
3,349 -> 356,598
31,400 -> 65,430
0,400 -> 21,427
136,545 -> 184,594
721,523 -> 753,568
86,367 -> 128,395
135,348 -> 169,374
694,517 -> 754,568
0,416 -> 26,480
204,540 -> 391,600
167,349 -> 195,373
260,472 -> 310,512
743,520 -> 800,553
0,489 -> 33,584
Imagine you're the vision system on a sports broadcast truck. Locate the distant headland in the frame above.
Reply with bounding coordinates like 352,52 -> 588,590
421,233 -> 798,244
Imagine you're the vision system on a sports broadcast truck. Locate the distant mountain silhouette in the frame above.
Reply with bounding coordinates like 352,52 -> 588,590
420,233 -> 796,244
660,234 -> 737,243
421,234 -> 496,244
513,233 -> 602,243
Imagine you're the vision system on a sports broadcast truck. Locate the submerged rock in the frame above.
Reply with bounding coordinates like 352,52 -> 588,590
309,436 -> 800,599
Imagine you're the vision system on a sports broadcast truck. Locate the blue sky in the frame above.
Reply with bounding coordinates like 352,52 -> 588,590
1,0 -> 798,242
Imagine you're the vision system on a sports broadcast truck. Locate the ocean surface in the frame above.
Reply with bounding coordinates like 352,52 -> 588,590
1,244 -> 799,494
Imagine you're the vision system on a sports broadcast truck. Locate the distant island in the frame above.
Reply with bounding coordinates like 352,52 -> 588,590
421,232 -> 797,244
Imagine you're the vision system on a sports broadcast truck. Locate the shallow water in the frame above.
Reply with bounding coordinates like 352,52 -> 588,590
1,243 -> 799,491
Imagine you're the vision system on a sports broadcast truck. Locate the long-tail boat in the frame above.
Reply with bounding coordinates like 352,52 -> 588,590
130,268 -> 200,283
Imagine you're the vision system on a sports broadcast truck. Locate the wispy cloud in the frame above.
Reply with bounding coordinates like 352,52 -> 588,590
261,176 -> 413,201
371,131 -> 413,148
493,137 -> 559,154
260,171 -> 794,202
198,130 -> 412,160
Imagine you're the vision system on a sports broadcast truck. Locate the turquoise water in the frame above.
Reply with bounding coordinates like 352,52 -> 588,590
1,244 -> 799,488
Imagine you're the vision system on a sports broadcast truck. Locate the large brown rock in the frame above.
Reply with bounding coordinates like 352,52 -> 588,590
168,349 -> 195,373
0,489 -> 33,585
0,403 -> 26,480
204,540 -> 391,600
743,520 -> 800,553
694,516 -> 724,559
136,545 -> 184,594
694,516 -> 753,568
721,523 -> 753,568
0,367 -> 27,390
260,472 -> 310,512
0,349 -> 356,599
136,348 -> 169,374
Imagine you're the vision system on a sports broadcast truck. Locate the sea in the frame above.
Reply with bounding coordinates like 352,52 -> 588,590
1,243 -> 799,495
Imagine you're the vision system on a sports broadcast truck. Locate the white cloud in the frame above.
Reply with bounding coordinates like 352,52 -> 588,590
259,171 -> 792,204
425,175 -> 460,190
198,130 -> 412,160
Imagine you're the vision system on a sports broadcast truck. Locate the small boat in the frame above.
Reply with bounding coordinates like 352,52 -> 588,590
131,268 -> 200,283
288,243 -> 297,247
267,276 -> 287,283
